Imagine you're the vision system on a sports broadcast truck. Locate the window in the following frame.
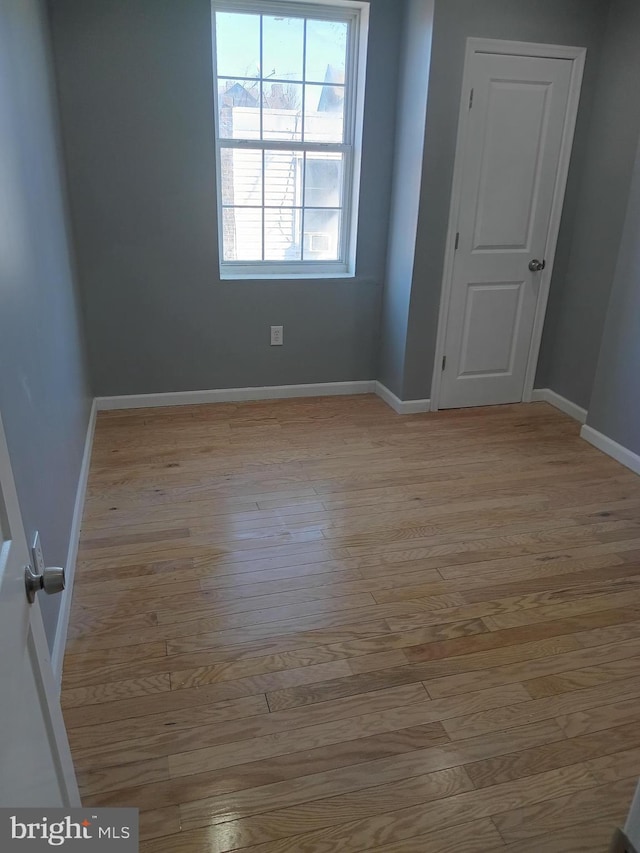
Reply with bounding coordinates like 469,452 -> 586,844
211,0 -> 369,278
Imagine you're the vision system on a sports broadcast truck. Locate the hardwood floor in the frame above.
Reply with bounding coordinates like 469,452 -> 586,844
62,395 -> 640,851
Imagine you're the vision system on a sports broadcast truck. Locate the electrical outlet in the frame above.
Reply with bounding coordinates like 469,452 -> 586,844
270,325 -> 283,346
32,531 -> 45,575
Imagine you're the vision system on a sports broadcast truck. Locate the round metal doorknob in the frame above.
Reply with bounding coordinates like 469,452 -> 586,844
529,258 -> 546,272
25,565 -> 65,604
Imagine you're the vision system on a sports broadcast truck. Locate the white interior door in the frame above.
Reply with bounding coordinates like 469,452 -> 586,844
439,50 -> 575,409
0,411 -> 79,807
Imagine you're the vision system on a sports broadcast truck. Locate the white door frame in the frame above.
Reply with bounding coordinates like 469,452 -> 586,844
430,37 -> 586,412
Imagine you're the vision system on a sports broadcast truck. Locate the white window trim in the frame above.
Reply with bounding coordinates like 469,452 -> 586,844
211,0 -> 369,280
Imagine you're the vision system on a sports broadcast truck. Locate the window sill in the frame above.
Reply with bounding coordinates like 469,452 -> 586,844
220,271 -> 356,281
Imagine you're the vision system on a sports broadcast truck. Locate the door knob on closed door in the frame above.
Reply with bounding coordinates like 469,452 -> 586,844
529,258 -> 546,272
25,565 -> 65,604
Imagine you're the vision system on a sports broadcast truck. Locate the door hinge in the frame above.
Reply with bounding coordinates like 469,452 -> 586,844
469,88 -> 474,109
442,355 -> 447,371
455,232 -> 460,250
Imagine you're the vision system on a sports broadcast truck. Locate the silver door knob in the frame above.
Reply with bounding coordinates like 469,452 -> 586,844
25,565 -> 65,604
529,258 -> 546,272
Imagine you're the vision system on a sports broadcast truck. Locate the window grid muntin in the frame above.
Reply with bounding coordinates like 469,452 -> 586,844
218,144 -> 350,264
216,31 -> 347,146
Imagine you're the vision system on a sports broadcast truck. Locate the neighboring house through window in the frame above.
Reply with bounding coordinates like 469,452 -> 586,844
211,0 -> 369,277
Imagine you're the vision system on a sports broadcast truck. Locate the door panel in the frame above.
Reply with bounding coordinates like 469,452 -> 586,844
0,412 -> 79,806
440,51 -> 573,409
458,282 -> 524,377
473,81 -> 551,251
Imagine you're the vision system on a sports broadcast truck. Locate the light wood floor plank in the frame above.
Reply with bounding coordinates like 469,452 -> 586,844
168,684 -> 528,780
139,807 -> 181,843
73,686 -> 437,771
62,398 -> 640,850
83,720 -> 565,813
366,818 -> 507,853
180,765 -> 474,840
492,777 -> 635,843
501,817 -> 618,853
180,765 -> 597,853
442,675 -> 640,740
67,694 -> 269,750
586,745 -> 640,784
266,635 -> 580,711
465,719 -> 640,789
424,636 -> 640,699
524,653 -> 640,698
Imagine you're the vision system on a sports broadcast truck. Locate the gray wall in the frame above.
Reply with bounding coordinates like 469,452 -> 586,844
392,0 -> 610,401
586,128 -> 640,455
378,0 -> 434,398
0,0 -> 91,649
44,0 -> 639,422
536,0 -> 640,409
49,0 -> 403,396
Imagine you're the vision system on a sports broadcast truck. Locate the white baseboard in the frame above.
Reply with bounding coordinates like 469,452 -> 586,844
580,425 -> 640,477
95,380 -> 435,416
52,398 -> 97,689
531,388 -> 588,424
375,382 -> 431,415
95,381 -> 376,411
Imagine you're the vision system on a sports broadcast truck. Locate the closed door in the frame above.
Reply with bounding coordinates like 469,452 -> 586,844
439,51 -> 574,409
0,410 -> 79,806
